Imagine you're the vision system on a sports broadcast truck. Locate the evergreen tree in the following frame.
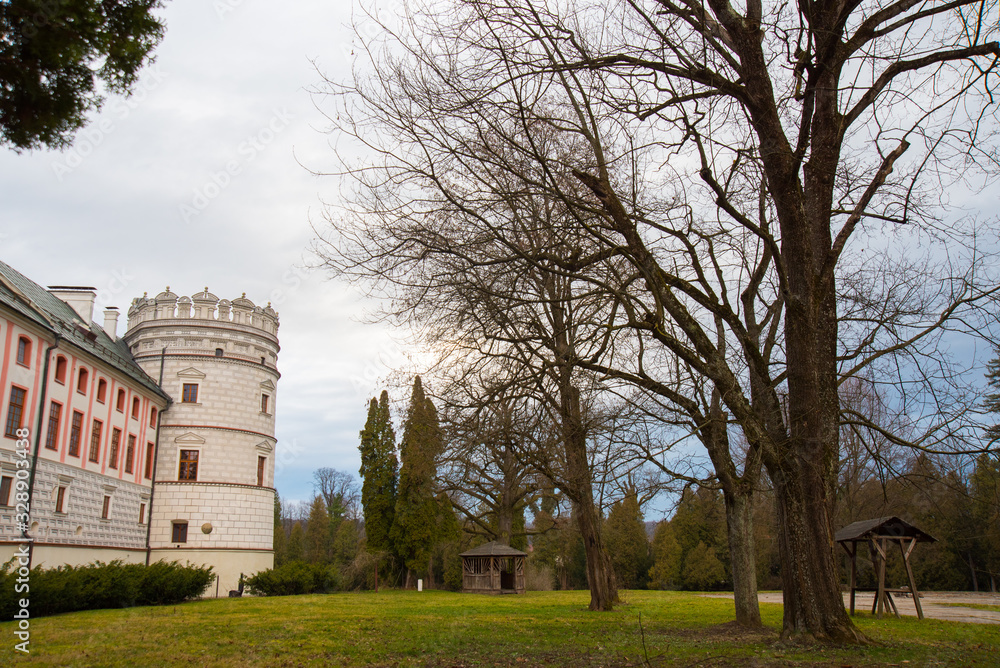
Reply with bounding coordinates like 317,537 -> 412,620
603,490 -> 650,589
304,496 -> 332,565
648,521 -> 682,590
287,522 -> 305,563
391,376 -> 447,583
681,541 -> 726,590
273,492 -> 287,566
359,391 -> 398,553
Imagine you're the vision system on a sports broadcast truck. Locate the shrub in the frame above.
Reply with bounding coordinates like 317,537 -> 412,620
0,559 -> 213,618
244,561 -> 343,596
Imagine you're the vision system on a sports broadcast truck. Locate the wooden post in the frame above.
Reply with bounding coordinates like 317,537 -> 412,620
900,537 -> 925,620
875,538 -> 887,618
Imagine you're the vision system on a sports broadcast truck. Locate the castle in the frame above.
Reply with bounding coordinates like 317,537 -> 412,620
0,260 -> 277,594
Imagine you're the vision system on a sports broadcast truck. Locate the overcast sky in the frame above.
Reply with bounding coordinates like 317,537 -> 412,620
0,1 -> 409,505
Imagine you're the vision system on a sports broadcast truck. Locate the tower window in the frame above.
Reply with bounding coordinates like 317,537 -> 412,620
182,384 -> 198,403
179,450 -> 199,481
4,386 -> 27,438
260,394 -> 269,414
215,348 -> 224,357
257,455 -> 266,486
16,336 -> 31,366
171,521 -> 188,543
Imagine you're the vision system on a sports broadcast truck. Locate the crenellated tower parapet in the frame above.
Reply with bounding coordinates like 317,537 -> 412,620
127,288 -> 279,337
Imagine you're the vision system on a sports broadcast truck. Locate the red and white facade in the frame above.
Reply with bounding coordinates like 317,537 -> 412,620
1,263 -> 278,594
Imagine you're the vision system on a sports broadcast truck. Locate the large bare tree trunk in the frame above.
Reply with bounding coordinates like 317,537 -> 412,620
724,490 -> 762,628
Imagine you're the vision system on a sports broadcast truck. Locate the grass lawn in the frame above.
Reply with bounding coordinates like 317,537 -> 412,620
2,589 -> 997,667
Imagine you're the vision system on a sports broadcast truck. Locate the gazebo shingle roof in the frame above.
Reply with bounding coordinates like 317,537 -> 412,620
835,516 -> 936,543
459,541 -> 527,557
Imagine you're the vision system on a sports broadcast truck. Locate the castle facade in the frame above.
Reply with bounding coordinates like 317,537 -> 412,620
0,260 -> 277,594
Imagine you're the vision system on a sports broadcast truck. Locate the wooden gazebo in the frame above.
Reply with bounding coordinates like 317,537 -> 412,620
835,516 -> 936,619
460,541 -> 526,594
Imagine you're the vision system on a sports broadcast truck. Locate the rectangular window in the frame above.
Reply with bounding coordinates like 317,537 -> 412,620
150,407 -> 157,428
101,495 -> 111,519
108,428 -> 121,469
182,383 -> 198,403
179,450 -> 199,481
145,442 -> 155,479
4,386 -> 27,438
16,337 -> 30,366
257,455 -> 266,486
45,401 -> 62,450
261,394 -> 269,414
124,435 -> 136,473
171,521 -> 188,543
0,475 -> 12,506
55,485 -> 66,513
139,503 -> 146,524
88,419 -> 103,463
68,411 -> 83,456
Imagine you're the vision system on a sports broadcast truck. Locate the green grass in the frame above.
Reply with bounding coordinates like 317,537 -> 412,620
936,602 -> 1000,613
2,590 -> 998,666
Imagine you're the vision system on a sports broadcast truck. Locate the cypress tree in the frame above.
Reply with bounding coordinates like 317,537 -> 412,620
391,377 -> 447,583
359,391 -> 398,553
304,496 -> 332,564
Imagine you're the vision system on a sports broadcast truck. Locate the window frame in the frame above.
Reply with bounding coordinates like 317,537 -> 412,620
138,503 -> 146,524
131,397 -> 140,420
0,475 -> 12,506
4,385 -> 28,438
16,336 -> 31,367
178,449 -> 199,481
108,428 -> 121,469
116,389 -> 125,412
76,368 -> 89,394
144,442 -> 155,479
181,383 -> 199,404
124,435 -> 136,473
260,393 -> 269,414
45,401 -> 62,450
101,495 -> 111,520
55,485 -> 67,514
68,411 -> 84,457
171,521 -> 188,544
54,355 -> 67,384
96,378 -> 107,403
257,455 -> 266,486
88,419 -> 103,463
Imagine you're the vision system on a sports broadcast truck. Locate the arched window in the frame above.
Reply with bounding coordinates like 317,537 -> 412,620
131,397 -> 140,419
97,378 -> 107,403
77,368 -> 89,394
215,348 -> 224,357
16,336 -> 31,366
116,389 -> 126,412
54,356 -> 67,384
149,407 -> 157,428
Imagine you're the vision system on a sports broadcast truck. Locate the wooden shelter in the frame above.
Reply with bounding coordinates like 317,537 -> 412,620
835,516 -> 936,619
460,541 -> 526,594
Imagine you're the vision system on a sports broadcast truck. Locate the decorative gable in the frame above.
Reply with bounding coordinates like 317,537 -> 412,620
176,367 -> 206,379
174,432 -> 206,445
259,379 -> 276,392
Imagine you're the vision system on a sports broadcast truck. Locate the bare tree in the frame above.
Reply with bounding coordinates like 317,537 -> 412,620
314,468 -> 361,521
315,0 -> 1000,640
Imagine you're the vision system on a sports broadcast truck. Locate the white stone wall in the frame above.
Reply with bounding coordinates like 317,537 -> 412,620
149,548 -> 273,597
0,452 -> 151,549
147,482 -> 274,550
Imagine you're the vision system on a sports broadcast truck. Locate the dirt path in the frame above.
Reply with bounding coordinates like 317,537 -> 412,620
705,591 -> 1000,625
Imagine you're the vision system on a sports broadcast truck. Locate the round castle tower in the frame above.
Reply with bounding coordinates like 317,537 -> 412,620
123,288 -> 279,592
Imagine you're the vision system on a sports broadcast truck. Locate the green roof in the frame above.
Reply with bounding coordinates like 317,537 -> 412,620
0,259 -> 169,401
